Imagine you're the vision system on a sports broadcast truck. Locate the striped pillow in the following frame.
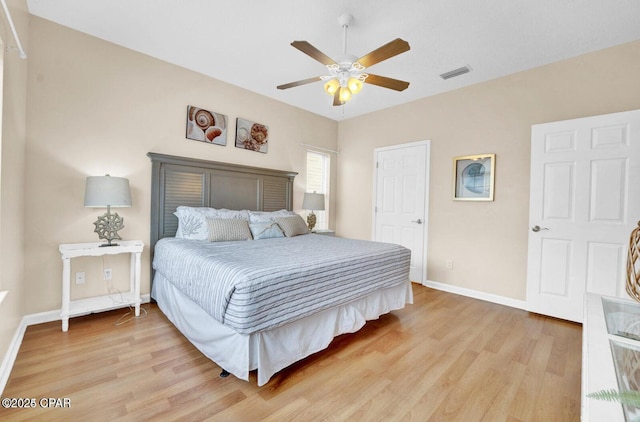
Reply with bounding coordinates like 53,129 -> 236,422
207,218 -> 252,242
274,215 -> 310,237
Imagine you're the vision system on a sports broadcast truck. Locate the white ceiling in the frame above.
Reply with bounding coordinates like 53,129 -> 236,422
26,0 -> 640,121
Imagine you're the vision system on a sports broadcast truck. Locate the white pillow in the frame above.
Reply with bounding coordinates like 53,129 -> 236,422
249,222 -> 285,240
175,206 -> 249,240
248,209 -> 295,223
174,207 -> 209,240
274,215 -> 310,237
207,218 -> 252,242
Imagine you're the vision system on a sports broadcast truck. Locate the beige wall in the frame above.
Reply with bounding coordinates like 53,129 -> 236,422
10,12 -> 640,319
336,40 -> 640,300
0,0 -> 28,368
23,17 -> 338,313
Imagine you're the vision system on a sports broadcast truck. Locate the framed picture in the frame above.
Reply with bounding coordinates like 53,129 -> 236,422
185,105 -> 227,146
235,118 -> 268,153
453,153 -> 495,201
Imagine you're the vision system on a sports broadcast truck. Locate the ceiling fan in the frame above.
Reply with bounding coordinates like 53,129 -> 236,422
277,13 -> 411,106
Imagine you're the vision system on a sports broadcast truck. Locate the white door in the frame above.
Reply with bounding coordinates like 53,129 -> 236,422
526,109 -> 640,322
374,141 -> 430,284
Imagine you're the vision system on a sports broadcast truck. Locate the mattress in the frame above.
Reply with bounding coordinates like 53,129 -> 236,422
152,234 -> 411,334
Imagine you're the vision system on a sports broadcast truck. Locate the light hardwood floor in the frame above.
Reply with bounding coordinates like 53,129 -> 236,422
1,284 -> 582,421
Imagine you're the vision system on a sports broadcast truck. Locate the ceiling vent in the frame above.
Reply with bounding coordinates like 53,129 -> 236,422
440,65 -> 472,80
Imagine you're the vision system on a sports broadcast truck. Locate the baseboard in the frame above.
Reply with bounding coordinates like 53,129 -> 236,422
0,318 -> 27,397
0,294 -> 151,395
423,280 -> 526,310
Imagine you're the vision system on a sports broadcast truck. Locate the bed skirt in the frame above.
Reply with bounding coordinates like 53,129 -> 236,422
152,272 -> 413,386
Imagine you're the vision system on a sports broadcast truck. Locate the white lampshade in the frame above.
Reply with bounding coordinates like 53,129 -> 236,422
84,175 -> 132,208
302,192 -> 325,211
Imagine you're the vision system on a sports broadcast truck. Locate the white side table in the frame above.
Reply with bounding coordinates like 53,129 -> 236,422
59,240 -> 144,332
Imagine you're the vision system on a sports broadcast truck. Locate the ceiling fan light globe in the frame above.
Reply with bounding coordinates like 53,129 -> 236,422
347,77 -> 363,94
339,86 -> 352,103
324,79 -> 339,95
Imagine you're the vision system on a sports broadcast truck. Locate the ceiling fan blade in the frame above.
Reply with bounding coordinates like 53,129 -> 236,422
357,38 -> 410,68
365,74 -> 410,91
333,90 -> 342,106
277,76 -> 323,90
291,41 -> 337,66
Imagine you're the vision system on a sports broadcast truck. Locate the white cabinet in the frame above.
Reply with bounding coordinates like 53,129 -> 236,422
59,240 -> 143,332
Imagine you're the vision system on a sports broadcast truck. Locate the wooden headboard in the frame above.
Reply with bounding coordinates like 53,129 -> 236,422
148,152 -> 297,275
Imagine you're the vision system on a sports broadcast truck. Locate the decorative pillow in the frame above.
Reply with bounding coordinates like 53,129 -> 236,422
249,222 -> 285,240
207,218 -> 252,242
175,206 -> 249,240
174,207 -> 210,240
248,209 -> 296,223
274,215 -> 310,237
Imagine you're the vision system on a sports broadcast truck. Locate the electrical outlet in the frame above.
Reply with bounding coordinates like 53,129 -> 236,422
446,260 -> 454,270
103,268 -> 112,281
75,272 -> 85,284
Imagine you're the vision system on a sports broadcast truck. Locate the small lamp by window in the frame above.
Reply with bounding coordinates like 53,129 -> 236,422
302,192 -> 325,231
84,174 -> 132,247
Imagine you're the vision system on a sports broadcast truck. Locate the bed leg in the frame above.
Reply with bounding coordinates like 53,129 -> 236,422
220,369 -> 230,378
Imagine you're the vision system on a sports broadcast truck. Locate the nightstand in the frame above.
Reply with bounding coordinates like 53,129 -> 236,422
313,229 -> 335,236
59,240 -> 144,332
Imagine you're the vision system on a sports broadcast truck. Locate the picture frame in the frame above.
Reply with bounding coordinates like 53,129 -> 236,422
235,118 -> 269,154
185,105 -> 227,146
453,153 -> 495,201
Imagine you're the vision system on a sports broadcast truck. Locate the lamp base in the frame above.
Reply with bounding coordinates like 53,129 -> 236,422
306,211 -> 317,231
93,209 -> 125,246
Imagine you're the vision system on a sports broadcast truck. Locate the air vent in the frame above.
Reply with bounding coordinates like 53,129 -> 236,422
440,65 -> 472,80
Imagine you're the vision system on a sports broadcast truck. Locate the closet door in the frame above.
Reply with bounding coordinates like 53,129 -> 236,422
374,141 -> 430,284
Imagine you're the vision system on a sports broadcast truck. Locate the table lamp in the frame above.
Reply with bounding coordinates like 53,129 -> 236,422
84,174 -> 132,247
302,192 -> 325,231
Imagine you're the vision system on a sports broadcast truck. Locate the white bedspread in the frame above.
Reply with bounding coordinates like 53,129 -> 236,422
152,234 -> 411,334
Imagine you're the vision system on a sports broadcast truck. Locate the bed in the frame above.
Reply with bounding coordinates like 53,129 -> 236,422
148,152 -> 413,386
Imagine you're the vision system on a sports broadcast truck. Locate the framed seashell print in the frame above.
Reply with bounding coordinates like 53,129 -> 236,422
235,118 -> 268,154
186,105 -> 227,146
453,153 -> 495,201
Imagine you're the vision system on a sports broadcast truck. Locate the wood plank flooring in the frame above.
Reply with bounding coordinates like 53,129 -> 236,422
1,284 -> 582,421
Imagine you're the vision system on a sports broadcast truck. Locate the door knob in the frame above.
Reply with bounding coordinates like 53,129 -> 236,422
531,225 -> 549,232
412,219 -> 423,224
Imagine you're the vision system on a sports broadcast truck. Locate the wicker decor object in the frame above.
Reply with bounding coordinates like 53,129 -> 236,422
626,221 -> 640,302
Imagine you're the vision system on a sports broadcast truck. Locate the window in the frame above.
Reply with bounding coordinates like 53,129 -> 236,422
306,151 -> 330,230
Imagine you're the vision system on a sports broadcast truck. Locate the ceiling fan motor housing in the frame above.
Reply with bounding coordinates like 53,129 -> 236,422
326,55 -> 368,86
